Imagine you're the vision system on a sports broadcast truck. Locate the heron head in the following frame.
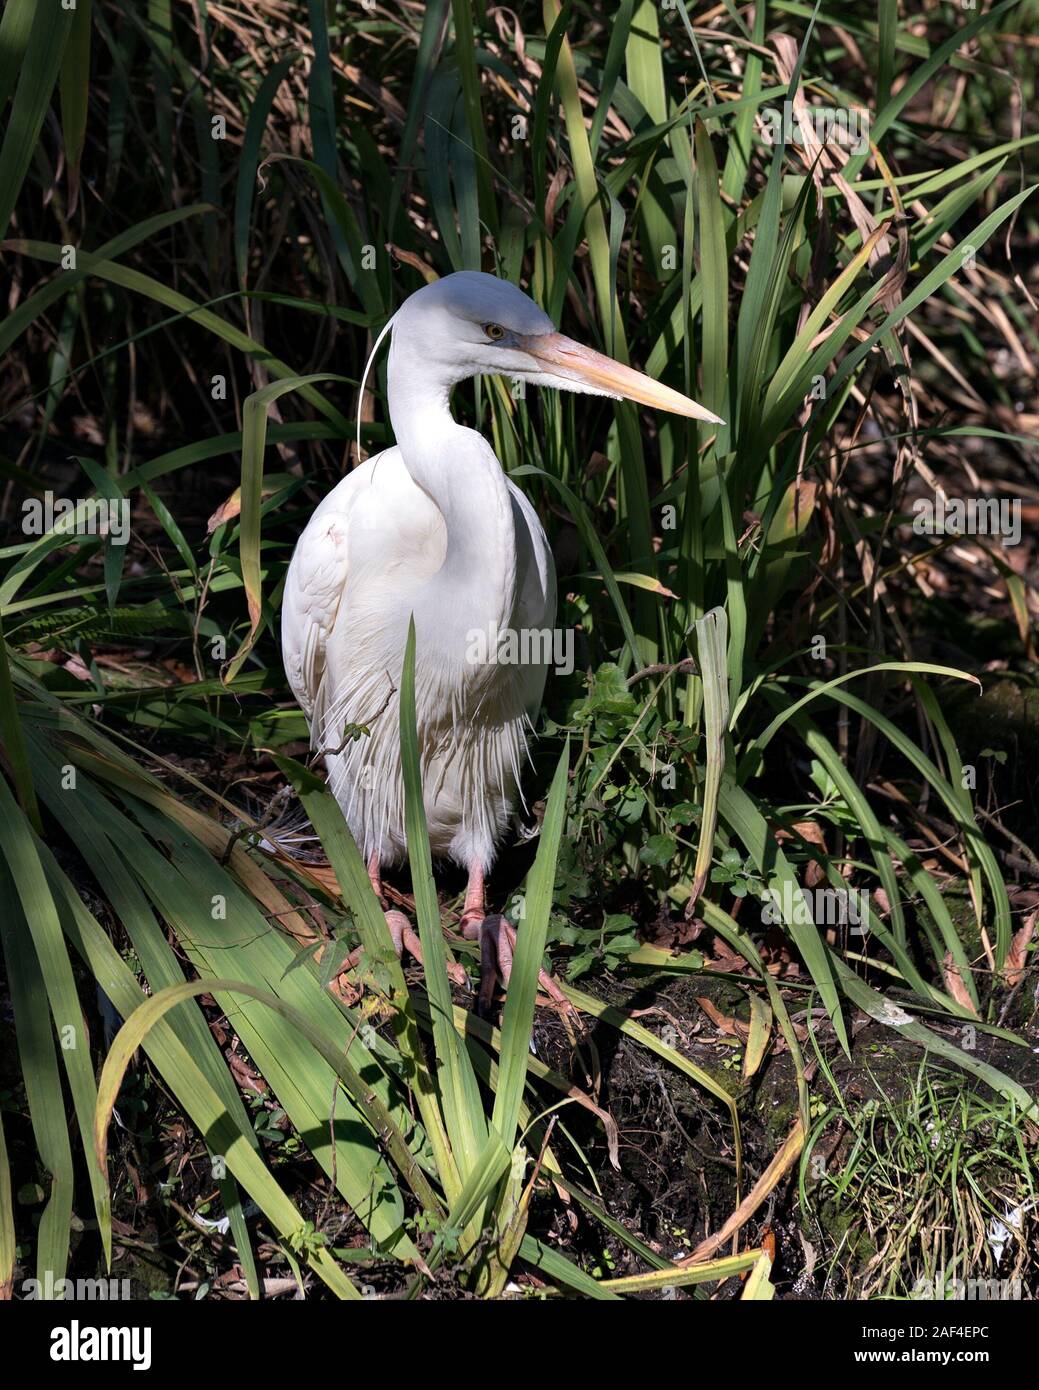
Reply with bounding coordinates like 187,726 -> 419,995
391,271 -> 724,426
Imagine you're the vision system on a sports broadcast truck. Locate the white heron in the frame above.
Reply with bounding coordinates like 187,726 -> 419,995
282,271 -> 721,1015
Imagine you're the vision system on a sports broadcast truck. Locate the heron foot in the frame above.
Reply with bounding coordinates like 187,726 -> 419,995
461,913 -> 572,1021
339,909 -> 467,989
344,854 -> 467,990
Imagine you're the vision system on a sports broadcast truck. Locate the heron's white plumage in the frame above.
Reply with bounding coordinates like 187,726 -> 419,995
283,400 -> 554,870
282,270 -> 718,881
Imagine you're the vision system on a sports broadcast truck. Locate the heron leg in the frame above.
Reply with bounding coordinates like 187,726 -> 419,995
460,864 -> 571,1020
338,855 -> 465,987
368,853 -> 384,901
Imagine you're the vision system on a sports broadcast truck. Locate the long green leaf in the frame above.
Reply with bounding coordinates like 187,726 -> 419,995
492,740 -> 569,1152
0,3 -> 75,239
399,619 -> 487,1172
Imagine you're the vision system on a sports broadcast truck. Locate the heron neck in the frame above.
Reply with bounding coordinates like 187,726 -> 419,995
386,340 -> 515,634
386,343 -> 455,462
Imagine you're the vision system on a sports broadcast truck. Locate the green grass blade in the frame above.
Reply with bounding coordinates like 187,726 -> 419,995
694,118 -> 729,425
399,618 -> 487,1170
234,52 -> 300,289
816,187 -> 1034,426
0,0 -> 35,114
0,1107 -> 14,1298
281,758 -> 460,1202
492,740 -> 569,1151
58,0 -> 92,212
0,858 -> 74,1292
0,777 -> 109,1256
0,618 -> 41,831
833,959 -> 1039,1124
41,833 -> 359,1298
99,978 -> 439,1218
0,3 -> 75,239
746,661 -> 980,754
226,374 -> 349,679
740,1251 -> 776,1299
689,607 -> 728,910
876,0 -> 899,115
0,205 -> 212,358
719,782 -> 850,1053
843,0 -> 1020,182
519,1234 -> 622,1299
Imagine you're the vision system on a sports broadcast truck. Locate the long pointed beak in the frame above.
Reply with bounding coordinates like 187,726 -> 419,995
521,332 -> 724,426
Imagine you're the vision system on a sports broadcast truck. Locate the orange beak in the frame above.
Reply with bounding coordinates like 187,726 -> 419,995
520,332 -> 724,426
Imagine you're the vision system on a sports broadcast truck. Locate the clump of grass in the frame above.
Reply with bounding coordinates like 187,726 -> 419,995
802,1061 -> 1039,1299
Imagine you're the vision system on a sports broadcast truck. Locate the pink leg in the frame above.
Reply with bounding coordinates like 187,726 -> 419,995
460,863 -> 571,1019
459,861 -> 485,932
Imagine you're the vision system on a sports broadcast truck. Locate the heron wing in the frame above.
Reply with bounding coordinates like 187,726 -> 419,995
281,470 -> 359,729
506,477 -> 557,724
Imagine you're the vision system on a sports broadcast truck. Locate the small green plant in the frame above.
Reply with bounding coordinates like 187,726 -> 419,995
556,912 -> 641,979
710,848 -> 763,900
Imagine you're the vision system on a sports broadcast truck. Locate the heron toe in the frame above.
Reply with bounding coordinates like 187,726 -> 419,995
340,909 -> 467,989
461,913 -> 573,1020
461,912 -> 512,1019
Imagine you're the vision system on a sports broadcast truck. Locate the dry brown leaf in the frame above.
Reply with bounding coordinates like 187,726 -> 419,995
942,952 -> 979,1017
1002,909 -> 1038,989
776,819 -> 830,887
384,243 -> 437,281
680,1118 -> 805,1266
696,995 -> 749,1042
207,488 -> 242,534
228,1050 -> 267,1096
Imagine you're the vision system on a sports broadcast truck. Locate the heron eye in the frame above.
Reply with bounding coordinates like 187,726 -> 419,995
483,322 -> 506,341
